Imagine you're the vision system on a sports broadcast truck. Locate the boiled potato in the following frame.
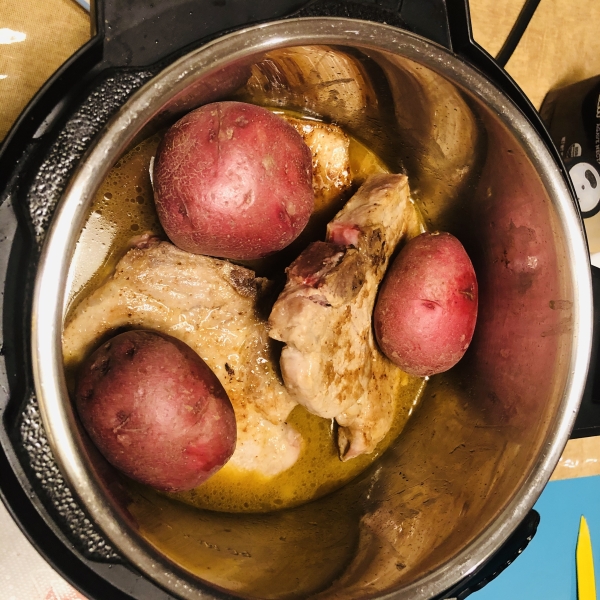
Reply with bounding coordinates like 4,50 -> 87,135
75,330 -> 236,492
153,101 -> 313,260
374,232 -> 478,377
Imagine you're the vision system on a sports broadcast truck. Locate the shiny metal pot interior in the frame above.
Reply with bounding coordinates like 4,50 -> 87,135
31,17 -> 592,600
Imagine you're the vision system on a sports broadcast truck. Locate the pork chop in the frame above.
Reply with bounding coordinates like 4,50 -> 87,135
282,116 -> 351,214
268,174 -> 422,459
63,237 -> 301,477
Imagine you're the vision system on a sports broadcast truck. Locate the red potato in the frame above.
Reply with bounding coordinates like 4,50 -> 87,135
153,101 -> 314,260
374,232 -> 478,377
74,330 -> 236,492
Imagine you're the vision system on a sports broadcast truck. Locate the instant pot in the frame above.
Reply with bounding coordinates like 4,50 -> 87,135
2,0 -> 600,599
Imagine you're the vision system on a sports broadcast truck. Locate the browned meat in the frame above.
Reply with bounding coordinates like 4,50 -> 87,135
63,238 -> 301,478
268,174 -> 422,459
282,116 -> 351,214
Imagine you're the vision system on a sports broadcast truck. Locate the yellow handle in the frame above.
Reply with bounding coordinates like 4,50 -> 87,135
578,516 -> 597,600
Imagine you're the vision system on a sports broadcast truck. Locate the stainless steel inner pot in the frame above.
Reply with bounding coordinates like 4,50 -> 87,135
31,17 -> 592,600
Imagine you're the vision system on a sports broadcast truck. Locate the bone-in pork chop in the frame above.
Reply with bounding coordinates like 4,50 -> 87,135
268,174 -> 422,459
63,237 -> 301,477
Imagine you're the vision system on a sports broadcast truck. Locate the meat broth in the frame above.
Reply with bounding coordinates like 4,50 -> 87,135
63,110 -> 427,513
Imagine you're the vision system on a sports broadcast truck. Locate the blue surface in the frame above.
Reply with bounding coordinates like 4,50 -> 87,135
473,475 -> 600,600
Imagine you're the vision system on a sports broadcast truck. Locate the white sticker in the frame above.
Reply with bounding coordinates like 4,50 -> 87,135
569,162 -> 600,215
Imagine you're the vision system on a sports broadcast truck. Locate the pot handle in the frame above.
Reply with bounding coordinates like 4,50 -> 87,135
570,264 -> 600,438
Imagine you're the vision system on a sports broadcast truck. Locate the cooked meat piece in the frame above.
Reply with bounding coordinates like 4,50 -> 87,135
282,116 -> 351,214
335,351 -> 410,460
63,237 -> 301,478
269,174 -> 422,460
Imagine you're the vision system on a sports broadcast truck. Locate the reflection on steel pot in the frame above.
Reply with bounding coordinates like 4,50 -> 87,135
30,18 -> 591,600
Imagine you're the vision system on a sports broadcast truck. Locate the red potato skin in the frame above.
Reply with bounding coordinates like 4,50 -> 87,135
75,330 -> 236,492
374,232 -> 478,377
153,101 -> 314,260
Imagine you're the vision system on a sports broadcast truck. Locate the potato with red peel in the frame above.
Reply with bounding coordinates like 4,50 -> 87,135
374,232 -> 478,377
74,330 -> 236,492
153,101 -> 314,260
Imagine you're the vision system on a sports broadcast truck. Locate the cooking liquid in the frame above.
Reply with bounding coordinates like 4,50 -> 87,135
65,111 -> 426,513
